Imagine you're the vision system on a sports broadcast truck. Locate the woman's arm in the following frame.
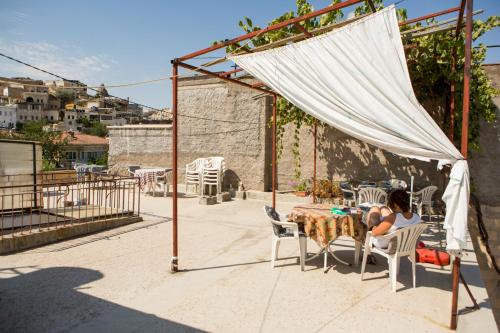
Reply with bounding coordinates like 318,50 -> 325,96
372,214 -> 396,236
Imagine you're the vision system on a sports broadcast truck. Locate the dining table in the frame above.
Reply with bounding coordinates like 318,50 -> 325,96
288,203 -> 368,272
134,168 -> 172,193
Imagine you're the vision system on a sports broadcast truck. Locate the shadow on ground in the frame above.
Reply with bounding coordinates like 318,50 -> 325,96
0,266 -> 206,333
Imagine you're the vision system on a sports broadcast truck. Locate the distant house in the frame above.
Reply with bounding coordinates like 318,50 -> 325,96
60,131 -> 108,167
0,105 -> 17,128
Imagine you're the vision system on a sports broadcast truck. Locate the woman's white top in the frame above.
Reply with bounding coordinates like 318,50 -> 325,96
372,212 -> 421,249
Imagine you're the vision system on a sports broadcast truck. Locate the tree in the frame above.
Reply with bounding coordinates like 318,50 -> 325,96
79,120 -> 107,137
55,90 -> 76,107
21,121 -> 69,167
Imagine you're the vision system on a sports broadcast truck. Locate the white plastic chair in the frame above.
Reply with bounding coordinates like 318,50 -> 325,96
202,157 -> 225,196
128,165 -> 141,177
389,179 -> 408,190
263,205 -> 307,271
358,187 -> 388,206
154,171 -> 172,197
360,223 -> 427,292
413,186 -> 437,221
185,158 -> 205,195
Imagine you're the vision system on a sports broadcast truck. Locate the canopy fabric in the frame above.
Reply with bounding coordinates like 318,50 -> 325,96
229,6 -> 469,252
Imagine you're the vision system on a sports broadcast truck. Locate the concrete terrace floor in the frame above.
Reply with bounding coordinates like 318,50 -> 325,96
0,193 -> 496,333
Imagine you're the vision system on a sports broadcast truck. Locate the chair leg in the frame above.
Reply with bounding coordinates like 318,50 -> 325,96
397,257 -> 401,275
299,237 -> 306,271
389,257 -> 397,292
323,249 -> 328,273
411,252 -> 416,288
360,246 -> 370,280
271,237 -> 280,268
354,241 -> 362,266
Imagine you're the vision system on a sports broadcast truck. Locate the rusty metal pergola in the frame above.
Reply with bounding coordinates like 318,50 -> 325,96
169,0 -> 474,330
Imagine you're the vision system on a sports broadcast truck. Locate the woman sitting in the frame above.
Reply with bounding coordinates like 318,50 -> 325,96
365,189 -> 421,252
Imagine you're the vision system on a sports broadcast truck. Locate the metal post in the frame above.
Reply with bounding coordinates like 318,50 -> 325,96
449,0 -> 466,140
171,60 -> 179,272
32,143 -> 37,207
449,78 -> 456,141
451,0 -> 472,330
272,94 -> 277,209
313,122 -> 317,204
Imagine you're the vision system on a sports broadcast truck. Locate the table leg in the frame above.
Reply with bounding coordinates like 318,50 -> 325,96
327,243 -> 351,266
304,245 -> 325,263
354,241 -> 362,266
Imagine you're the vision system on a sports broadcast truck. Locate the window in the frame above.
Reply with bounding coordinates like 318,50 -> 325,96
50,116 -> 54,120
0,111 -> 2,115
31,116 -> 34,120
65,152 -> 77,160
68,121 -> 72,125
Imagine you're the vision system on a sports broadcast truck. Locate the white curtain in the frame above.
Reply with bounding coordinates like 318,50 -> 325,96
229,6 -> 469,252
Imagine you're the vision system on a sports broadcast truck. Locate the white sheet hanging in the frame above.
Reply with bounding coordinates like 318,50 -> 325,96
229,6 -> 469,252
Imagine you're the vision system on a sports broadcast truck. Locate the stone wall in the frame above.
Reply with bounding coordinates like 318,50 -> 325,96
278,123 -> 444,191
469,64 -> 500,206
108,76 -> 272,191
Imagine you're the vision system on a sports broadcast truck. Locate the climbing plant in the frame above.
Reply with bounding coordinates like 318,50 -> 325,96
220,0 -> 499,177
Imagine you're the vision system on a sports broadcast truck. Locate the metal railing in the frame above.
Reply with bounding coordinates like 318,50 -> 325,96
0,175 -> 140,238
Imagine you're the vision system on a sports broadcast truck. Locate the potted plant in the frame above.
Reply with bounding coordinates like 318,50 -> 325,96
289,179 -> 310,197
313,179 -> 344,204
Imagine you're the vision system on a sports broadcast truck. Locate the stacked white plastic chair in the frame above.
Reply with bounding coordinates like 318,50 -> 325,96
358,187 -> 388,206
202,157 -> 225,196
413,185 -> 438,221
361,223 -> 427,292
185,158 -> 205,195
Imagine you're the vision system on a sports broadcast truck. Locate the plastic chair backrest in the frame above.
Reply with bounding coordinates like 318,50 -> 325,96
263,205 -> 284,236
358,187 -> 387,205
205,157 -> 225,171
393,223 -> 427,253
417,185 -> 437,203
341,189 -> 355,200
128,165 -> 141,173
389,179 -> 408,190
187,158 -> 206,172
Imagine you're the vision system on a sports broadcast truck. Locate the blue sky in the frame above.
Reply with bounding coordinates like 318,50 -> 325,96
0,0 -> 498,109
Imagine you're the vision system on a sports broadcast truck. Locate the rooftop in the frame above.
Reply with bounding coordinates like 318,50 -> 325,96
0,193 -> 495,332
61,132 -> 108,145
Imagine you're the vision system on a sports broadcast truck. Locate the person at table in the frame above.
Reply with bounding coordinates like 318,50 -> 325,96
365,189 -> 420,251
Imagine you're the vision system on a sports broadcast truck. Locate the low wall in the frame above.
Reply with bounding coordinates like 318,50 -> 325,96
0,216 -> 143,254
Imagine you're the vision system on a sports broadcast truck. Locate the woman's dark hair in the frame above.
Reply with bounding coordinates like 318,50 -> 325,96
388,189 -> 410,212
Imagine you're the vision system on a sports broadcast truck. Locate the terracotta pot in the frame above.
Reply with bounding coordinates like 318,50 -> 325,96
295,191 -> 308,197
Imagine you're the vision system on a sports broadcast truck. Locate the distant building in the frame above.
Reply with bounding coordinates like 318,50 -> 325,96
60,131 -> 108,167
16,102 -> 43,124
0,77 -> 141,130
143,107 -> 172,122
0,105 -> 16,128
44,79 -> 88,98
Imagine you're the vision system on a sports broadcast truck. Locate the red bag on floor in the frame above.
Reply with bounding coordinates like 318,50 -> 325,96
416,248 -> 450,266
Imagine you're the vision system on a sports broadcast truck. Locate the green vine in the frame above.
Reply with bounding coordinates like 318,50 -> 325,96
219,0 -> 499,175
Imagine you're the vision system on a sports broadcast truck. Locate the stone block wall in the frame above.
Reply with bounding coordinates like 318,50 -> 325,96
108,76 -> 272,191
469,64 -> 500,206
